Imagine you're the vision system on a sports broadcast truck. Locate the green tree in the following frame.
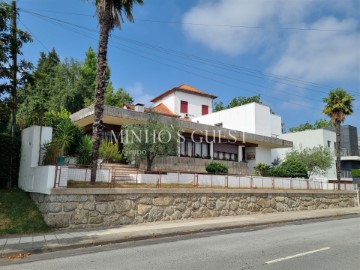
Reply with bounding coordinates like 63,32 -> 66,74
323,88 -> 354,186
289,119 -> 332,132
104,83 -> 133,107
214,94 -> 274,113
0,2 -> 33,136
91,0 -> 144,184
285,146 -> 333,178
123,113 -> 178,171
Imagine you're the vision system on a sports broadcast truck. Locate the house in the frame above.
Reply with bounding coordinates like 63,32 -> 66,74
271,125 -> 360,183
70,84 -> 292,173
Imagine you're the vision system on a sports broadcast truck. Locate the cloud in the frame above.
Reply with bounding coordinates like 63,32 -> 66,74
126,82 -> 154,107
269,17 -> 360,83
182,0 -> 314,55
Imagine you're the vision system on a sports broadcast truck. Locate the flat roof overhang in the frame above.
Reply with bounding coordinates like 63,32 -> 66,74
70,105 -> 293,149
341,156 -> 360,161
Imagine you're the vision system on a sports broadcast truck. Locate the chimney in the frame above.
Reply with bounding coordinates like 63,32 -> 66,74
134,103 -> 145,112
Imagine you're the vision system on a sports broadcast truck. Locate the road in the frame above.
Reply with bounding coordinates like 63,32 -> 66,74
1,216 -> 359,270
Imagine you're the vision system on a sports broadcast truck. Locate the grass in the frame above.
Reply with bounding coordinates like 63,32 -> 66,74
0,188 -> 51,235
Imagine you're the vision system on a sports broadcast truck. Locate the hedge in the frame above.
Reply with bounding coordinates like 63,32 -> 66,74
0,134 -> 21,188
352,169 -> 360,178
206,162 -> 228,174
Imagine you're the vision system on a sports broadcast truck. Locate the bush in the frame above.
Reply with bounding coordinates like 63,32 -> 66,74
99,140 -> 122,163
253,162 -> 271,176
276,159 -> 308,178
206,162 -> 228,174
77,135 -> 92,165
352,169 -> 360,177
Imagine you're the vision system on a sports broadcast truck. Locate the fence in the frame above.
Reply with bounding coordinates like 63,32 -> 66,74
53,166 -> 358,191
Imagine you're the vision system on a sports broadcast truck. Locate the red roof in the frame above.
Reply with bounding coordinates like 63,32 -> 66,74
123,103 -> 178,118
151,84 -> 217,103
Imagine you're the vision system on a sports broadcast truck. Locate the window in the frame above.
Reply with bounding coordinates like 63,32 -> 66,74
202,105 -> 209,115
327,140 -> 331,147
180,101 -> 188,113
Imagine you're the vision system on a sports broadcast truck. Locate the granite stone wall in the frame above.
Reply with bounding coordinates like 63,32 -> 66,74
30,189 -> 357,229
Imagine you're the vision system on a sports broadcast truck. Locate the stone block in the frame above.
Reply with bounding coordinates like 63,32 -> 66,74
47,203 -> 62,213
138,197 -> 153,205
215,200 -> 226,211
96,203 -> 108,214
164,207 -> 175,216
114,200 -> 133,213
171,211 -> 183,220
45,213 -> 70,228
90,216 -> 104,224
138,204 -> 152,216
176,203 -> 187,212
72,209 -> 89,224
148,207 -> 164,221
95,195 -> 116,202
229,201 -> 239,211
153,196 -> 174,206
83,201 -> 96,211
63,202 -> 78,212
192,201 -> 201,210
200,196 -> 207,205
183,209 -> 191,219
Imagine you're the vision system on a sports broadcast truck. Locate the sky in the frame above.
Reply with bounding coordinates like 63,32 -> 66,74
8,0 -> 360,131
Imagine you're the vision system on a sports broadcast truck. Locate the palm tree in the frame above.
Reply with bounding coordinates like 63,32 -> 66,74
91,0 -> 144,184
323,88 -> 354,189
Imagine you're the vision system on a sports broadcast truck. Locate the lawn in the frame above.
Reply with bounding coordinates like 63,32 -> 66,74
0,189 -> 51,235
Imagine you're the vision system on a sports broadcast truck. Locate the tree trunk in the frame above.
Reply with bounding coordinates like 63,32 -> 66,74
146,155 -> 155,172
10,0 -> 17,138
335,120 -> 341,190
90,3 -> 111,185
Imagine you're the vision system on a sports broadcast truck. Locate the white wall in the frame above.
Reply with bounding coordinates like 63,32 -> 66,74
18,126 -> 56,194
271,129 -> 337,180
154,91 -> 213,118
193,103 -> 282,137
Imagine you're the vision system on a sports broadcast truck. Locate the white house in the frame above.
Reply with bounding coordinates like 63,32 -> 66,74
193,102 -> 282,170
271,128 -> 339,181
150,84 -> 217,119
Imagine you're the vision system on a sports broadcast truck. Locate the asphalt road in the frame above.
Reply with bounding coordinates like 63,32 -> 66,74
1,216 -> 359,270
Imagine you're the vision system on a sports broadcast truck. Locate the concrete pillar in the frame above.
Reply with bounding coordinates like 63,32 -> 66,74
210,142 -> 214,160
177,140 -> 181,157
238,145 -> 243,162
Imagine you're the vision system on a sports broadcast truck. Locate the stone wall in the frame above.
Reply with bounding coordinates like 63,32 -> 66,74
139,156 -> 249,175
30,189 -> 357,229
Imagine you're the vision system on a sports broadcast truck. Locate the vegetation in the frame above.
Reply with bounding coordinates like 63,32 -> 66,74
289,119 -> 332,133
0,189 -> 50,235
352,169 -> 360,178
123,113 -> 179,171
205,162 -> 229,174
99,140 -> 122,163
0,2 -> 33,136
214,94 -> 274,113
323,88 -> 354,184
91,0 -> 144,184
254,146 -> 332,179
77,135 -> 93,165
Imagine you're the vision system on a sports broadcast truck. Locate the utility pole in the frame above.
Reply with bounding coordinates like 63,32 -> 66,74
10,0 -> 17,138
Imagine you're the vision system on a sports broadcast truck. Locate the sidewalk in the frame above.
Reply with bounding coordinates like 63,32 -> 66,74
1,207 -> 359,258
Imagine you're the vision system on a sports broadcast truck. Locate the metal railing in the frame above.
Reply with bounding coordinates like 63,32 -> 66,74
53,165 -> 358,191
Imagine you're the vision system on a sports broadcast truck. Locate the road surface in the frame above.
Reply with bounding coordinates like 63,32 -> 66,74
1,216 -> 359,269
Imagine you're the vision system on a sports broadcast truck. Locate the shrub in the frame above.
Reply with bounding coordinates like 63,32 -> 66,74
99,140 -> 122,163
206,162 -> 228,174
276,159 -> 308,178
77,136 -> 92,165
352,169 -> 360,178
0,134 -> 20,188
253,162 -> 271,176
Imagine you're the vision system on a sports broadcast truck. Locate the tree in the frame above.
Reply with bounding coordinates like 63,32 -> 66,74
123,113 -> 178,171
0,1 -> 33,136
104,83 -> 133,107
323,88 -> 354,187
214,94 -> 275,113
289,119 -> 332,132
285,146 -> 333,178
91,0 -> 144,184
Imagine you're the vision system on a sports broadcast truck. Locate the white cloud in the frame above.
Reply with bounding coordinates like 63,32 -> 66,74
269,17 -> 360,83
127,82 -> 154,107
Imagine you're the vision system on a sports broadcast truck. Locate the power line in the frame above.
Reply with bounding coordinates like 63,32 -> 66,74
19,8 -> 360,105
18,18 -> 50,52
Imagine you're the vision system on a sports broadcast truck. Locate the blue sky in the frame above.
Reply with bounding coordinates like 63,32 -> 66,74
11,0 -> 360,131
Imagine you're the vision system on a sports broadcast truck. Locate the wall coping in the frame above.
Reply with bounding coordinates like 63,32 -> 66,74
49,188 -> 357,196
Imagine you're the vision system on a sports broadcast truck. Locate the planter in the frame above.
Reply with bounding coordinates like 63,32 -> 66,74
57,156 -> 65,166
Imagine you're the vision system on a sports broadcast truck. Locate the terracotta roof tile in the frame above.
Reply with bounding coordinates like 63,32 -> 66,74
150,84 -> 217,103
123,103 -> 178,118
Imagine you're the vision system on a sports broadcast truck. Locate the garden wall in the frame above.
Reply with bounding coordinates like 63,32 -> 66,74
30,189 -> 357,229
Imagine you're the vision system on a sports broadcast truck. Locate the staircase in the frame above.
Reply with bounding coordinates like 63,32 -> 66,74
101,164 -> 141,185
